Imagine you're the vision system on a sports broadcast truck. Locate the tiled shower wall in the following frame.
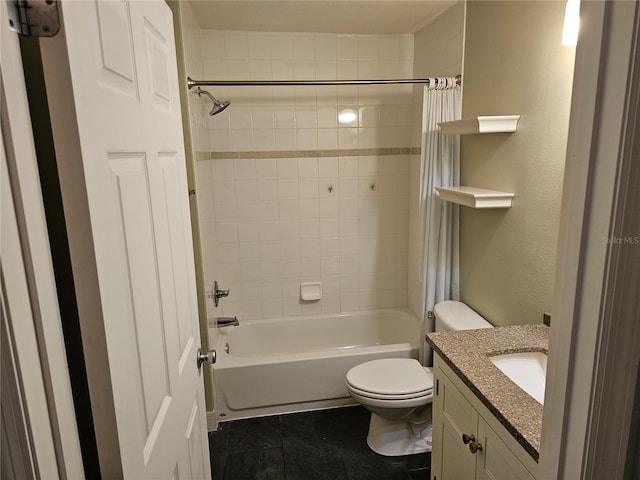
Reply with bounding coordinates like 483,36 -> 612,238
194,30 -> 416,319
200,31 -> 415,152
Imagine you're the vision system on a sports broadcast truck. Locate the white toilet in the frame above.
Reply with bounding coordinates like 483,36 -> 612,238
346,301 -> 492,456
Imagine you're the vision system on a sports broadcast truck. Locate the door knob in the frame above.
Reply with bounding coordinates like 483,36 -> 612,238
197,348 -> 216,368
462,433 -> 475,445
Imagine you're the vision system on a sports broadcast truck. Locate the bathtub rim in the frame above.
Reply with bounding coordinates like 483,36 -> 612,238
208,306 -> 418,331
209,307 -> 420,366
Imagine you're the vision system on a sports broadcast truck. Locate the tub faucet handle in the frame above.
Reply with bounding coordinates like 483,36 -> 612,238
209,280 -> 230,307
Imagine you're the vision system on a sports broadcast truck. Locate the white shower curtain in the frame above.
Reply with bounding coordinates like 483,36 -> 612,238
418,78 -> 461,365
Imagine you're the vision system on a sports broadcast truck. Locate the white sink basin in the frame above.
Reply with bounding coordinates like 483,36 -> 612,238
489,352 -> 547,404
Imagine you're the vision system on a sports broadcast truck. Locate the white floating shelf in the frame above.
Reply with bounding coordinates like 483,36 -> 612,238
436,186 -> 514,209
438,115 -> 520,135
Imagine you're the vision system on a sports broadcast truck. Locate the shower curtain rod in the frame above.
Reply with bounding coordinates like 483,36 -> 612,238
186,74 -> 461,89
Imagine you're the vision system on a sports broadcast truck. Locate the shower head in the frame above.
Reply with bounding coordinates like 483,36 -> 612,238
193,87 -> 230,116
210,98 -> 230,116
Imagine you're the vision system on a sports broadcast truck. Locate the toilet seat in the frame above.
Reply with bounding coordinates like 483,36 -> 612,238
347,384 -> 432,401
346,358 -> 433,398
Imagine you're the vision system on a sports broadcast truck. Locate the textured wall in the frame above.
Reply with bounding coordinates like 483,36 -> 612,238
411,1 -> 465,147
408,3 -> 465,317
459,1 -> 575,326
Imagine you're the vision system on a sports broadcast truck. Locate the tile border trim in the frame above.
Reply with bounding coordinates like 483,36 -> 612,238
196,147 -> 422,161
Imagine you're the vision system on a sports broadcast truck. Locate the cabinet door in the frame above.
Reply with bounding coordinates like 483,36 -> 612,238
476,419 -> 532,480
432,373 -> 478,480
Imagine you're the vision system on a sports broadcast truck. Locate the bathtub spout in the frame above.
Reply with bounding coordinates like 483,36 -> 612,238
214,316 -> 239,327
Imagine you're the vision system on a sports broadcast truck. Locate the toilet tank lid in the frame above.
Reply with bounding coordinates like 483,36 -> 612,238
433,301 -> 492,330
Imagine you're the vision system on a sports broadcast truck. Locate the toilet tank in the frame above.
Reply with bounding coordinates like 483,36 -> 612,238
433,301 -> 492,332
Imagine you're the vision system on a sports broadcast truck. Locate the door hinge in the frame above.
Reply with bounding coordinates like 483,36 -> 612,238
7,0 -> 60,37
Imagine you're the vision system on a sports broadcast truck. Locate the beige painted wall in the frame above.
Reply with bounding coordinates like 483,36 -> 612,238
459,1 -> 575,326
408,2 -> 465,316
411,1 -> 465,147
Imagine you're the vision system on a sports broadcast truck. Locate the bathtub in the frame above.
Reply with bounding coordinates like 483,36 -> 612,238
211,308 -> 419,422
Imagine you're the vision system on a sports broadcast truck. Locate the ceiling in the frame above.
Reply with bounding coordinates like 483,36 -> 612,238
187,1 -> 457,34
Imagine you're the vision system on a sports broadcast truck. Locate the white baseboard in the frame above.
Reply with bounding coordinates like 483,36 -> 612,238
206,411 -> 218,432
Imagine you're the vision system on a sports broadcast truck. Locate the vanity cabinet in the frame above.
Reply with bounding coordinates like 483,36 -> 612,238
431,354 -> 538,480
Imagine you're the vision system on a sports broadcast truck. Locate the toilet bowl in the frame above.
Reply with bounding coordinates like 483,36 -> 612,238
345,301 -> 493,456
346,358 -> 434,456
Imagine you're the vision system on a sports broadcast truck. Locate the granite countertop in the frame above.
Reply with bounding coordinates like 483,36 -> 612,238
426,324 -> 549,462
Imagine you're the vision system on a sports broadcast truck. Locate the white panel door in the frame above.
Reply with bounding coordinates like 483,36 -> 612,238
39,0 -> 210,478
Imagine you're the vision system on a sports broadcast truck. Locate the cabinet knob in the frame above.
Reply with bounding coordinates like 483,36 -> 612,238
462,433 -> 482,454
469,441 -> 483,454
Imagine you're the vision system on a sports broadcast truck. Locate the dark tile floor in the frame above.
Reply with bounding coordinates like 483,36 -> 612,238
208,406 -> 431,480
